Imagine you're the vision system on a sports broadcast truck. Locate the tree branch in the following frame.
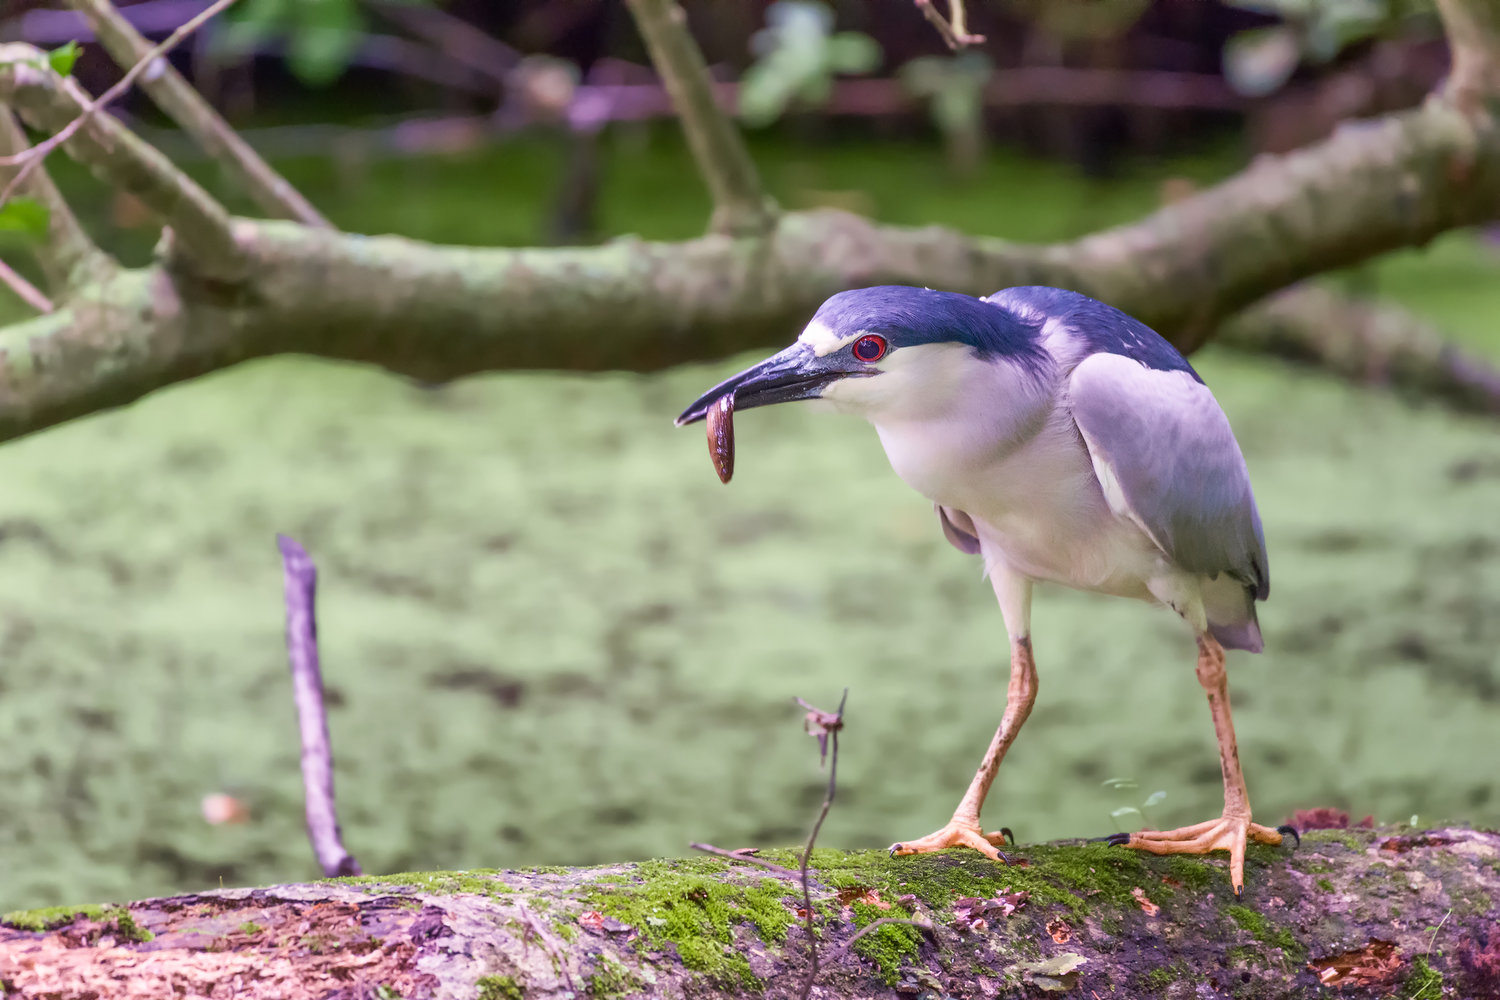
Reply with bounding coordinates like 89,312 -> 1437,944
0,89 -> 1496,445
64,0 -> 332,229
0,106 -> 114,292
1221,284 -> 1500,415
0,43 -> 246,281
622,0 -> 775,236
1435,0 -> 1500,112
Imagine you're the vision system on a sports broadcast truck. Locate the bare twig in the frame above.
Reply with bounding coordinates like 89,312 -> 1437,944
65,0 -> 330,228
0,105 -> 113,291
688,843 -> 802,880
277,534 -> 360,878
0,257 -> 52,313
622,0 -> 775,235
1,0 -> 239,199
797,688 -> 847,1000
916,0 -> 986,50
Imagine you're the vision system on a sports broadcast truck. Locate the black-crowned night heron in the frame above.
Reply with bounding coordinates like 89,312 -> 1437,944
677,284 -> 1295,894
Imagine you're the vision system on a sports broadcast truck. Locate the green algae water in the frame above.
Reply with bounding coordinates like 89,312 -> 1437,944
0,134 -> 1497,908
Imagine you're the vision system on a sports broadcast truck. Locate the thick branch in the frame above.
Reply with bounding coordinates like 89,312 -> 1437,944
0,94 -> 1497,445
1223,284 -> 1500,415
1,827 -> 1497,998
65,0 -> 331,228
0,44 -> 246,281
0,106 -> 114,291
623,0 -> 775,235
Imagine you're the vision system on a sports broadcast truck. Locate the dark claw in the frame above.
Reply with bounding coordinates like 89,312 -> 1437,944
889,844 -> 902,858
1234,884 -> 1243,899
999,827 -> 1015,847
1094,832 -> 1132,847
1276,825 -> 1301,849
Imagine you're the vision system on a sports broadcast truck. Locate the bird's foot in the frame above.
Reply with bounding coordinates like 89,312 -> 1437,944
889,819 -> 1013,862
1106,815 -> 1298,895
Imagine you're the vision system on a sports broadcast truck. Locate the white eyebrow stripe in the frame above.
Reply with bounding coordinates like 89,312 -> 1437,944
798,319 -> 867,357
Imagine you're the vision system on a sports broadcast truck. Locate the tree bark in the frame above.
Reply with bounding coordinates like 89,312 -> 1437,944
2,826 -> 1497,999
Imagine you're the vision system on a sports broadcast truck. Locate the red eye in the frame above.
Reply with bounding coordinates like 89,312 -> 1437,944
852,335 -> 888,363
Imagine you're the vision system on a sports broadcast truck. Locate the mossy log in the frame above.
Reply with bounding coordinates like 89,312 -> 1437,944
4,827 -> 1499,999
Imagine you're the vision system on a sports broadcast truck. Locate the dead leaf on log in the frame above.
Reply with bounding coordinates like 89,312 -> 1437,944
836,887 -> 891,910
1131,887 -> 1160,916
952,892 -> 1028,933
1013,952 -> 1088,992
1046,917 -> 1071,943
1308,939 -> 1403,987
1377,834 -> 1455,853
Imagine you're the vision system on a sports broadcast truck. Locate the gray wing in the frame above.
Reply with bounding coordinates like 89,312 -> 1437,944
1068,353 -> 1268,598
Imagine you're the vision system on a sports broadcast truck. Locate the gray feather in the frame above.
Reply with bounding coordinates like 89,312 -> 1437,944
1068,354 -> 1269,601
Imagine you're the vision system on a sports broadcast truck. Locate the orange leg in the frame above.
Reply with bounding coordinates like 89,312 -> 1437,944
1112,635 -> 1295,893
889,636 -> 1036,861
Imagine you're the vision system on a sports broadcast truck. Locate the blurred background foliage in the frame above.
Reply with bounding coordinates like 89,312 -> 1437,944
0,0 -> 1496,911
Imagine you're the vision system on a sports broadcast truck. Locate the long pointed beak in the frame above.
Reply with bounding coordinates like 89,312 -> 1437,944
675,343 -> 865,426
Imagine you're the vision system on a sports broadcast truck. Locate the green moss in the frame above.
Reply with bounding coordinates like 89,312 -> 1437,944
1142,964 -> 1187,990
330,868 -> 515,897
1226,905 -> 1302,959
1404,956 -> 1443,999
2,903 -> 112,931
847,900 -> 924,985
580,857 -> 795,987
112,911 -> 154,943
476,975 -> 525,1000
586,955 -> 644,998
239,921 -> 264,934
1,903 -> 150,941
1301,830 -> 1368,851
1316,879 -> 1335,892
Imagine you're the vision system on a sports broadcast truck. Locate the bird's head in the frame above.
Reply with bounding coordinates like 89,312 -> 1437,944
675,285 -> 1048,427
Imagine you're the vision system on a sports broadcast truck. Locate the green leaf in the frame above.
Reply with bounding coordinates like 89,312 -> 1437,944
287,0 -> 365,87
48,41 -> 81,77
0,198 -> 50,242
1111,806 -> 1143,821
1142,790 -> 1168,808
825,32 -> 880,74
1100,776 -> 1138,790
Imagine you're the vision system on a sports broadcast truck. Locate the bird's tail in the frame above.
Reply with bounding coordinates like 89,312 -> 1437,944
1204,576 -> 1264,653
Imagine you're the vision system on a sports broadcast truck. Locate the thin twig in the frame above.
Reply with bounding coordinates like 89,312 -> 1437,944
797,688 -> 847,1000
621,0 -> 775,235
65,0 -> 330,228
688,843 -> 802,879
0,0 -> 239,209
0,104 -> 113,291
915,0 -> 986,50
277,534 -> 360,878
0,257 -> 52,313
825,917 -> 935,962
